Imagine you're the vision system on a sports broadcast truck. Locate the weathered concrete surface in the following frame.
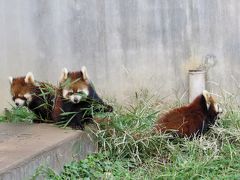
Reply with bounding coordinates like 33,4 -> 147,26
1,0 -> 240,110
0,123 -> 97,180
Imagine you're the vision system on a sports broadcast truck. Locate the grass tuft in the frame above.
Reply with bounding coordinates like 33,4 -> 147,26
4,90 -> 240,179
0,106 -> 35,123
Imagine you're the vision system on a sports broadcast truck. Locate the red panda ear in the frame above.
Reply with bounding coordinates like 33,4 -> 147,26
80,66 -> 89,80
203,90 -> 211,109
25,72 -> 35,84
59,68 -> 68,83
9,76 -> 13,84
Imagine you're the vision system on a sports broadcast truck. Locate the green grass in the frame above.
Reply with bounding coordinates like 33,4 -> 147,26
3,90 -> 240,179
0,106 -> 35,123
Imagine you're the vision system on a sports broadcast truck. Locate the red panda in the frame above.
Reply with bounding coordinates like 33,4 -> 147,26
9,72 -> 55,122
154,90 -> 223,137
52,66 -> 113,129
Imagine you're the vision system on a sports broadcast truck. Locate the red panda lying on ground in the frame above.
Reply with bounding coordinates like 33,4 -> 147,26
52,66 -> 113,129
154,90 -> 223,137
9,72 -> 55,122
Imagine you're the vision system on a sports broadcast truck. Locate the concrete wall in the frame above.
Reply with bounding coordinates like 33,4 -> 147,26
1,0 -> 240,110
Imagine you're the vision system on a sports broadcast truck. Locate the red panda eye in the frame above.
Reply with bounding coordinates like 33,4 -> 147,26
68,92 -> 74,96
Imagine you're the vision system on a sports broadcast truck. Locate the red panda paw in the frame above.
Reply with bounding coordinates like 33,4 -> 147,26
71,124 -> 84,130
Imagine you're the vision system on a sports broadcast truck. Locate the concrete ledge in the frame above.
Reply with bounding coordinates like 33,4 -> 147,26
0,123 -> 97,180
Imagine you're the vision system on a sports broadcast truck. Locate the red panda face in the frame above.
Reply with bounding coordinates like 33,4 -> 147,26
59,67 -> 89,104
9,72 -> 35,106
203,90 -> 223,115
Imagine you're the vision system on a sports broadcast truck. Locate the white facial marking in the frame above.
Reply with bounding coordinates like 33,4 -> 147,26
24,93 -> 33,103
14,98 -> 26,106
69,94 -> 81,104
214,103 -> 223,113
62,89 -> 71,99
63,88 -> 89,103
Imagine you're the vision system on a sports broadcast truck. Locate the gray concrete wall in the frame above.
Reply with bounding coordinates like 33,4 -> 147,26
1,0 -> 240,110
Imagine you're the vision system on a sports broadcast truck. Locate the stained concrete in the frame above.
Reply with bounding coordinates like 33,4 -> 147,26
1,1 -> 240,111
0,123 -> 97,180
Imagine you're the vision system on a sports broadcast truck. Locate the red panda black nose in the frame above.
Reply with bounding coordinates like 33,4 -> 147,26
15,102 -> 19,106
73,97 -> 79,103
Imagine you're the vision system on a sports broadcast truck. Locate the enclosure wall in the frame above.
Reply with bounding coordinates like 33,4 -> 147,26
1,0 -> 240,110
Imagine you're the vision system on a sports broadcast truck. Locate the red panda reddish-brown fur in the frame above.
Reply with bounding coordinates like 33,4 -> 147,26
154,91 -> 222,137
52,67 -> 113,129
9,72 -> 56,122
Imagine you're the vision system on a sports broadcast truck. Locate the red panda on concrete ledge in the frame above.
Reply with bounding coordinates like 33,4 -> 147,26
52,66 -> 113,129
9,72 -> 55,122
154,90 -> 222,137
